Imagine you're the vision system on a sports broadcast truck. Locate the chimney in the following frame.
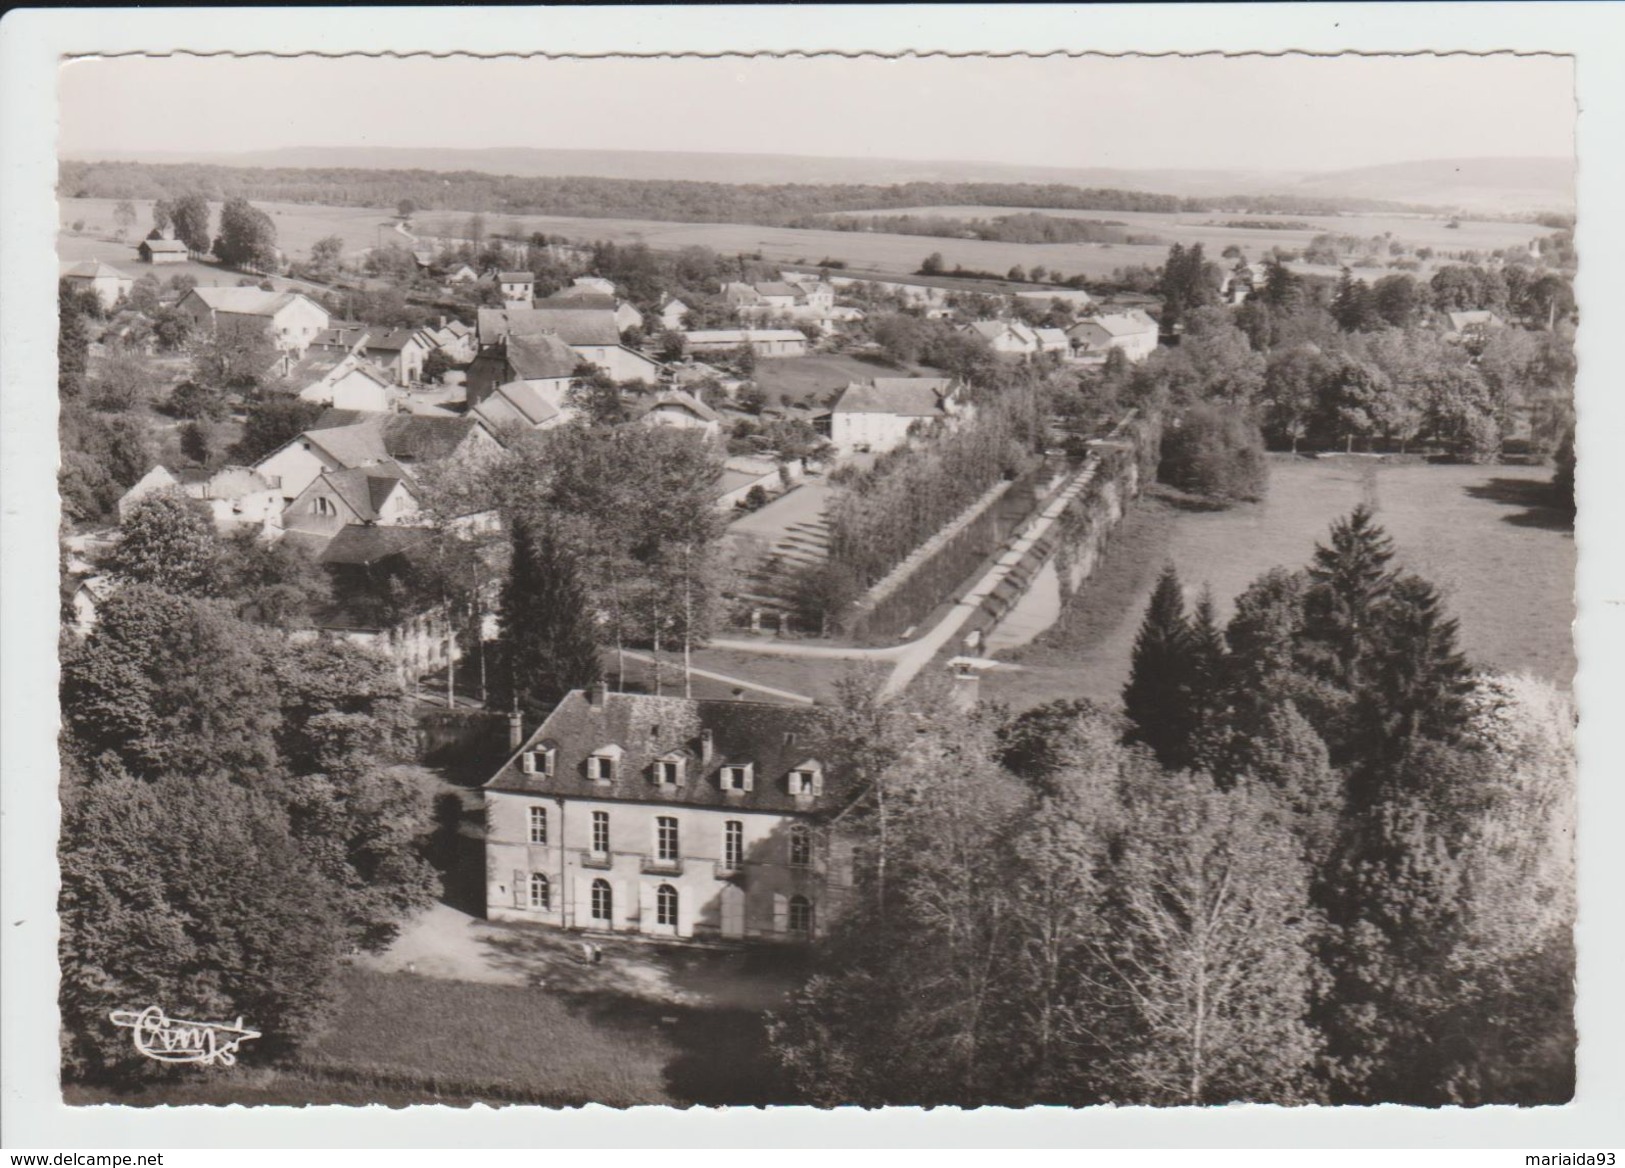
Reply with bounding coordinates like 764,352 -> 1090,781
507,712 -> 524,752
699,728 -> 715,766
587,681 -> 608,708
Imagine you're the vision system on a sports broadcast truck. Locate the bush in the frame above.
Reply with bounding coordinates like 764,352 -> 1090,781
1159,404 -> 1269,504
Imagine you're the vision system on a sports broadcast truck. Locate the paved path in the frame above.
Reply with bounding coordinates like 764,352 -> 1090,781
711,454 -> 1108,697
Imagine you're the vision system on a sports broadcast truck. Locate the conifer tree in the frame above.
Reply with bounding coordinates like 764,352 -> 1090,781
1300,505 -> 1397,693
1185,587 -> 1231,773
1123,565 -> 1195,768
500,517 -> 602,721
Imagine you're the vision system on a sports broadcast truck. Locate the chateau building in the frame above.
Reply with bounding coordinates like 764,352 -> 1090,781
484,687 -> 860,943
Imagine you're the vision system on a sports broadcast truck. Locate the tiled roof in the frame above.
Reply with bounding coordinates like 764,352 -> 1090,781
1074,310 -> 1158,338
505,332 -> 581,381
318,523 -> 431,566
63,260 -> 130,280
317,463 -> 416,522
308,412 -> 481,463
543,287 -> 617,307
753,282 -> 799,299
363,328 -> 426,353
478,381 -> 561,428
480,307 -> 621,347
187,287 -> 307,318
833,377 -> 953,417
304,422 -> 390,468
485,689 -> 854,815
644,389 -> 721,424
498,271 -> 535,283
140,238 -> 188,253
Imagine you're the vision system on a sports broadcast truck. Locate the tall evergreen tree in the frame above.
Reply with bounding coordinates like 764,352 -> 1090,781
500,517 -> 602,721
1185,587 -> 1231,772
1300,505 -> 1397,694
1122,565 -> 1195,768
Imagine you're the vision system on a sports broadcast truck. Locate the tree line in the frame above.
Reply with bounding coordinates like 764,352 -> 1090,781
768,508 -> 1573,1106
63,159 -> 1433,228
792,211 -> 1164,247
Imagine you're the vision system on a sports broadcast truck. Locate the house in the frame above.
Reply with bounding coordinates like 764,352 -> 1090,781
419,318 -> 477,365
682,329 -> 809,359
483,687 -> 858,942
137,238 -> 189,265
282,462 -> 421,536
534,291 -> 643,335
309,411 -> 504,473
498,271 -> 536,303
1443,310 -> 1507,340
177,287 -> 331,357
69,575 -> 120,637
964,320 -> 1040,356
639,390 -> 722,439
466,330 -> 580,408
658,296 -> 691,332
1034,327 -> 1072,356
713,455 -> 799,511
570,276 -> 617,296
472,380 -> 567,433
255,421 -> 392,507
116,466 -> 283,535
1220,263 -> 1258,306
61,261 -> 134,310
1067,310 -> 1160,363
285,350 -> 395,412
829,378 -> 964,454
438,262 -> 480,285
359,327 -> 433,386
477,306 -> 662,384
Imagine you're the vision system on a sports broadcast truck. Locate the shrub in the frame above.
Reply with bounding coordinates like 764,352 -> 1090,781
1159,404 -> 1269,504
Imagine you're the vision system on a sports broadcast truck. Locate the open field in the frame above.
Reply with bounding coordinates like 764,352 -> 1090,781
983,458 -> 1575,713
61,195 -> 1553,288
831,205 -> 1551,257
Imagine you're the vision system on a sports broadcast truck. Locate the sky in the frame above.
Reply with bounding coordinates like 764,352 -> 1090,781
58,52 -> 1574,174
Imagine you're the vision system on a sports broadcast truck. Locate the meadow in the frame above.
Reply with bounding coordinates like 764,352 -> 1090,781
983,457 -> 1575,712
61,194 -> 1552,286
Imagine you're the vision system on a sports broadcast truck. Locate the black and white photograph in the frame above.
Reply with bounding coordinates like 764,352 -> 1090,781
3,4 -> 1623,1152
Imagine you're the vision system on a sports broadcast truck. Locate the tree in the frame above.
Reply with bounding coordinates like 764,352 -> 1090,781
213,198 -> 279,271
872,312 -> 929,366
106,493 -> 223,597
919,251 -> 946,276
1007,265 -> 1028,283
656,330 -> 687,363
191,316 -> 278,392
1422,365 -> 1501,462
169,193 -> 212,256
396,198 -> 416,221
1552,422 -> 1575,512
1330,268 -> 1378,333
1122,565 -> 1196,768
1310,355 -> 1393,452
113,198 -> 137,238
1351,573 -> 1474,770
1299,504 -> 1396,697
58,278 -> 95,400
1261,344 -> 1330,452
1371,273 -> 1426,329
309,234 -> 344,277
500,517 -> 602,721
164,379 -> 229,422
229,398 -> 324,465
421,348 -> 455,384
59,769 -> 347,1080
179,420 -> 215,467
151,198 -> 174,236
1085,772 -> 1322,1105
88,346 -> 160,413
1158,403 -> 1268,503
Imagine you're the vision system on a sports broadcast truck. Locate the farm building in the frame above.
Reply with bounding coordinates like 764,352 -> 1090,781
137,238 -> 189,265
683,329 -> 809,359
1067,310 -> 1160,363
177,287 -> 331,357
61,261 -> 134,310
828,377 -> 965,454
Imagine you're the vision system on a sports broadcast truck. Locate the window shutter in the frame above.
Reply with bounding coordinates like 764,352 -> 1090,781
811,770 -> 824,796
773,893 -> 789,934
512,870 -> 526,908
521,751 -> 536,775
742,766 -> 754,792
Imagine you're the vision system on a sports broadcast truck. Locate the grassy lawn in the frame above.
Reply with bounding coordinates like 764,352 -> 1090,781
983,458 -> 1575,713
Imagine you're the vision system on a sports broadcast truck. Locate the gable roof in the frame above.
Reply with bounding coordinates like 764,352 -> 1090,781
1075,310 -> 1158,337
318,523 -> 431,566
63,260 -> 130,280
307,411 -> 485,463
186,287 -> 314,319
479,306 -> 621,347
476,381 -> 562,429
644,390 -> 721,424
303,421 -> 391,469
498,271 -> 535,283
302,462 -> 417,523
139,238 -> 188,253
543,287 -> 617,307
753,281 -> 799,299
834,377 -> 954,417
505,331 -> 581,381
485,689 -> 853,815
362,327 -> 428,353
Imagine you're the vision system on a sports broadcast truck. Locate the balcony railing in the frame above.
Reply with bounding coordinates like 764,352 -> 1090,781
640,855 -> 684,876
579,850 -> 613,870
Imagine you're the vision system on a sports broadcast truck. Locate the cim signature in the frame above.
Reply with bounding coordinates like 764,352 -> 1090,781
109,1006 -> 262,1067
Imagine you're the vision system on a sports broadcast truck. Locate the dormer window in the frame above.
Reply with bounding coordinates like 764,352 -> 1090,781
586,744 -> 622,782
652,751 -> 686,787
787,761 -> 825,797
521,744 -> 556,777
720,763 -> 754,792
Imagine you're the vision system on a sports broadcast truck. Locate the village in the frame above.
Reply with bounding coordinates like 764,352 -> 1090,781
54,155 -> 1579,1109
